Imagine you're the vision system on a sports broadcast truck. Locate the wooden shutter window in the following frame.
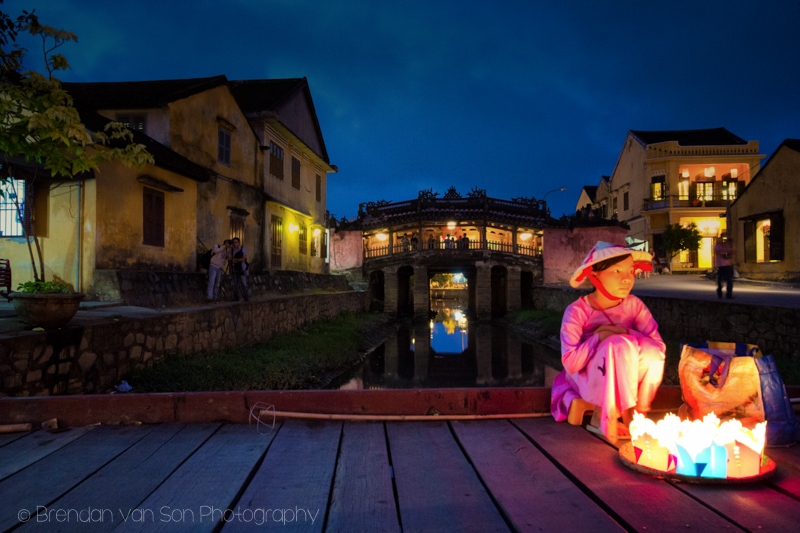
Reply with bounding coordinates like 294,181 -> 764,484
143,187 -> 165,247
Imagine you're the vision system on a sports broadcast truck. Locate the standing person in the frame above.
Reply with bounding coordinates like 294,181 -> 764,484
714,236 -> 735,299
230,237 -> 250,301
550,242 -> 666,442
206,239 -> 231,303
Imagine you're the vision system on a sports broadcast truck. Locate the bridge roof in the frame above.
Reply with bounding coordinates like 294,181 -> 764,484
352,196 -> 555,230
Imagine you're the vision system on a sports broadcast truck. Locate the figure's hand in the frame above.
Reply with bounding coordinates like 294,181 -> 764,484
595,324 -> 628,342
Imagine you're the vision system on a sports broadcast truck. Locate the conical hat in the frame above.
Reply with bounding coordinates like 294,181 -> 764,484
569,241 -> 653,288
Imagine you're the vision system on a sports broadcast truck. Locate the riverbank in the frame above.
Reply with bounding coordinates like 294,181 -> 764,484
128,312 -> 399,393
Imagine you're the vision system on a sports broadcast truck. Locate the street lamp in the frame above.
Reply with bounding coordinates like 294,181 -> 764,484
542,186 -> 567,201
542,186 -> 566,216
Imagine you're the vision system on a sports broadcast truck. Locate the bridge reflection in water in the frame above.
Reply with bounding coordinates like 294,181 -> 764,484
332,299 -> 563,390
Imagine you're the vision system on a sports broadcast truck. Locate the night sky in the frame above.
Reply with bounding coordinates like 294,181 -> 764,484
16,0 -> 800,220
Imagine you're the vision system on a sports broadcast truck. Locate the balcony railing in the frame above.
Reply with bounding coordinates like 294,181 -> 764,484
364,239 -> 542,259
643,194 -> 735,211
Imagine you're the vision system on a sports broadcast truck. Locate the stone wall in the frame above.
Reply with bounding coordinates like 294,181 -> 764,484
0,291 -> 369,397
91,269 -> 351,307
533,286 -> 800,358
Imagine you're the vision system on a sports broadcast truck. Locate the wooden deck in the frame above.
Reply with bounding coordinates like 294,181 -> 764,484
2,415 -> 800,532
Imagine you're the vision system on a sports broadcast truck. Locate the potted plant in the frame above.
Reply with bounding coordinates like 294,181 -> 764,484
10,279 -> 84,329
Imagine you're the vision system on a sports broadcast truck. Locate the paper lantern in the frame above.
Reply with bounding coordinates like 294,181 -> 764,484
628,412 -> 767,480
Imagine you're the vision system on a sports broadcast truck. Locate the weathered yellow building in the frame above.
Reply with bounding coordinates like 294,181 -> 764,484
729,139 -> 800,281
230,79 -> 335,273
597,128 -> 765,271
1,75 -> 335,298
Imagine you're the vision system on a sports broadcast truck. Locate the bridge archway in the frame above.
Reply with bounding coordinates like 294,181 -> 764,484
368,270 -> 385,312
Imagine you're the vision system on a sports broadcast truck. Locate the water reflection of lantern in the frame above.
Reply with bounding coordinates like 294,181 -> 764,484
628,412 -> 767,480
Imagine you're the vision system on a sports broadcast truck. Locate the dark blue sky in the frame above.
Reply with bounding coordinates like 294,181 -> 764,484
17,0 -> 800,220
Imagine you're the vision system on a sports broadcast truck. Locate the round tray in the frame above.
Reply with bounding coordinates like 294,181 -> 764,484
618,442 -> 776,484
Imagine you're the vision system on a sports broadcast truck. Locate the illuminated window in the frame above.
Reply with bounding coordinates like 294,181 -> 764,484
299,223 -> 307,255
650,176 -> 665,201
678,180 -> 690,201
117,114 -> 146,132
722,177 -> 739,201
696,182 -> 714,202
743,211 -> 784,263
0,178 -> 31,237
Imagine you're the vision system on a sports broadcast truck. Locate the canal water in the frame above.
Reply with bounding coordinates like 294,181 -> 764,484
329,299 -> 563,390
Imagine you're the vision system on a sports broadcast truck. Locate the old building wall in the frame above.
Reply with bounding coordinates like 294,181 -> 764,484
541,226 -> 629,285
330,229 -> 364,272
169,86 -> 260,187
730,143 -> 800,281
94,162 -> 198,274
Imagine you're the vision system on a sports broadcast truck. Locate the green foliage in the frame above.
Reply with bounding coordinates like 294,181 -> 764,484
128,312 -> 388,392
0,6 -> 153,180
16,278 -> 71,294
0,4 -> 153,282
662,222 -> 702,260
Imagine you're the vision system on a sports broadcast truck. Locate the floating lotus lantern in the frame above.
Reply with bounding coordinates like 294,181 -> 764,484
620,412 -> 774,482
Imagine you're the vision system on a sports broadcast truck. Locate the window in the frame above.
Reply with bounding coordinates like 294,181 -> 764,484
229,212 -> 245,242
299,223 -> 307,255
722,177 -> 739,201
612,196 -> 618,215
269,142 -> 284,180
311,229 -> 318,257
271,215 -> 282,269
321,230 -> 328,260
142,187 -> 164,247
117,114 -> 146,132
678,179 -> 690,201
218,127 -> 231,166
623,191 -> 629,211
0,178 -> 31,237
291,157 -> 301,190
744,211 -> 784,263
650,176 -> 665,201
315,174 -> 322,202
696,182 -> 714,202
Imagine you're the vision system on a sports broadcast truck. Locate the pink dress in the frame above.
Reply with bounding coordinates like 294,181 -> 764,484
550,295 -> 666,439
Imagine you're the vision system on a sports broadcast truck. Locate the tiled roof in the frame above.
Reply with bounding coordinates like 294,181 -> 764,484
228,78 -> 307,113
630,127 -> 748,146
783,138 -> 800,153
79,110 -> 211,182
228,78 -> 330,164
63,76 -> 229,109
582,185 -> 598,201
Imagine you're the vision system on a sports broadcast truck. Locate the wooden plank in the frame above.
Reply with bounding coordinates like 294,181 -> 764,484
387,421 -> 508,532
0,429 -> 31,448
0,426 -> 96,481
676,476 -> 800,532
224,419 -> 342,533
514,418 -> 742,532
452,419 -> 624,532
0,424 -> 154,532
113,423 -> 276,533
766,444 -> 800,498
326,422 -> 399,533
18,423 -> 219,533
